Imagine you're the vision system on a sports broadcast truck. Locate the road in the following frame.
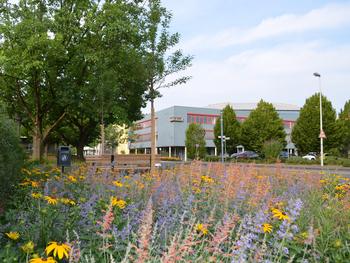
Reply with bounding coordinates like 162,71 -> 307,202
160,161 -> 350,177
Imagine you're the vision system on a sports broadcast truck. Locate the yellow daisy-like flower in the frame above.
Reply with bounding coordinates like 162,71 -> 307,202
272,208 -> 290,221
45,241 -> 71,260
113,180 -> 123,187
67,176 -> 77,183
322,193 -> 329,200
111,197 -> 127,209
201,175 -> 214,184
31,181 -> 40,188
195,223 -> 208,235
5,231 -> 20,240
262,223 -> 273,233
60,198 -> 76,206
30,257 -> 57,263
32,192 -> 43,199
21,241 -> 35,253
44,196 -> 58,205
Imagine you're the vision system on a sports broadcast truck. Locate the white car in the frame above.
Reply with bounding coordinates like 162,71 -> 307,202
302,154 -> 316,161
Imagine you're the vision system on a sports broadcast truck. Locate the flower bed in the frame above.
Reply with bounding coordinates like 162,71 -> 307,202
0,162 -> 349,262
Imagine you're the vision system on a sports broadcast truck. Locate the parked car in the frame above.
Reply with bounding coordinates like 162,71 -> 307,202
307,152 -> 318,157
232,151 -> 259,159
302,154 -> 316,161
279,151 -> 289,159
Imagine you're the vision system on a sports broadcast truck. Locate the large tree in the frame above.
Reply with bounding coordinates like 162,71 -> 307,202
0,0 -> 76,159
0,0 -> 149,160
213,105 -> 241,155
143,0 -> 192,172
291,93 -> 338,154
241,100 -> 286,152
337,100 -> 350,156
185,123 -> 206,160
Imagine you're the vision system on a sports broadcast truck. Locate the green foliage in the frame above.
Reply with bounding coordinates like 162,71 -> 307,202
213,105 -> 241,155
185,123 -> 206,160
240,100 -> 286,152
285,156 -> 318,165
105,125 -> 127,153
143,0 -> 193,101
0,116 -> 24,205
292,93 -> 338,154
262,140 -> 284,160
337,100 -> 350,157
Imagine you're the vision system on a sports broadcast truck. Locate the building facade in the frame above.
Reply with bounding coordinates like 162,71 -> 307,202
129,103 -> 300,160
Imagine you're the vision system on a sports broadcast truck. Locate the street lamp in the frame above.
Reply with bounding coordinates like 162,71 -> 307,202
218,135 -> 230,161
313,72 -> 325,167
224,137 -> 230,158
220,111 -> 224,163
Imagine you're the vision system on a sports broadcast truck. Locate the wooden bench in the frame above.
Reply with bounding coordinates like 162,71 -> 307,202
85,154 -> 161,169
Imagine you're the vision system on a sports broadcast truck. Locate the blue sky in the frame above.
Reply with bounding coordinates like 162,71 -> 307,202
148,0 -> 350,113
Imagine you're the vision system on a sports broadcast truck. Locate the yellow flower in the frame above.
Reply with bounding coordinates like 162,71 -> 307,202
111,197 -> 127,209
319,179 -> 327,184
21,241 -> 35,253
60,198 -> 76,206
322,193 -> 329,200
44,196 -> 58,205
67,176 -> 77,183
195,223 -> 208,235
19,181 -> 31,186
32,192 -> 43,199
272,208 -> 290,221
201,175 -> 214,184
31,181 -> 40,188
30,257 -> 57,263
262,223 -> 273,233
335,193 -> 345,199
113,180 -> 123,187
5,231 -> 20,240
334,239 -> 342,248
45,241 -> 71,260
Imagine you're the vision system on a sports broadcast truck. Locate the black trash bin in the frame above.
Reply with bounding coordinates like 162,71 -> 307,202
57,146 -> 71,172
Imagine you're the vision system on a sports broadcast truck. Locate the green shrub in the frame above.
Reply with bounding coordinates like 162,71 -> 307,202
204,156 -> 220,162
342,159 -> 350,167
0,116 -> 24,205
285,156 -> 318,165
262,139 -> 283,161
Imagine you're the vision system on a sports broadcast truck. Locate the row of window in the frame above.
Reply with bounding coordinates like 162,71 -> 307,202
134,120 -> 152,130
187,114 -> 219,125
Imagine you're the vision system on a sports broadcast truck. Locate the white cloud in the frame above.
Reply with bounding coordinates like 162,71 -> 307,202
181,3 -> 350,51
148,42 -> 350,113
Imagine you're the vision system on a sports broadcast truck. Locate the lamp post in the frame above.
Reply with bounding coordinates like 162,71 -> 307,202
313,72 -> 325,167
224,137 -> 230,159
220,111 -> 224,163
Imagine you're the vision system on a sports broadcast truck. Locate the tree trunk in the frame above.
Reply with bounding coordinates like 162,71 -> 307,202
100,123 -> 105,156
77,143 -> 85,161
32,128 -> 42,160
150,98 -> 156,174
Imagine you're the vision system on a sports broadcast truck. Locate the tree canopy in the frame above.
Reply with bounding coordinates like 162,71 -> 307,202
0,0 -> 165,159
291,93 -> 338,154
337,100 -> 350,156
213,105 -> 241,154
185,123 -> 206,160
240,100 -> 286,152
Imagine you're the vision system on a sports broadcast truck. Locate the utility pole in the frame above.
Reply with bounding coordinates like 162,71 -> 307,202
313,72 -> 325,167
220,111 -> 224,163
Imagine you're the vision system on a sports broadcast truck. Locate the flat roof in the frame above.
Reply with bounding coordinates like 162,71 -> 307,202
206,102 -> 300,111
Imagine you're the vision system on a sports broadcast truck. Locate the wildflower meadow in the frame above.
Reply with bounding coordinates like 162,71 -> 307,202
1,162 -> 350,262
